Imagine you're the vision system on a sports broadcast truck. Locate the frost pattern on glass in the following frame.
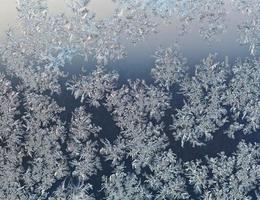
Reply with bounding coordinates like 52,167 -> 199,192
0,0 -> 259,199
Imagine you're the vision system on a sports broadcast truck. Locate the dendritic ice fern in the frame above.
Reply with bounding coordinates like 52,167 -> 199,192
0,0 -> 259,200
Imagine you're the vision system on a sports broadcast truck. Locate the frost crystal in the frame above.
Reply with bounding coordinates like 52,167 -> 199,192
102,165 -> 151,200
224,58 -> 260,137
67,106 -> 101,181
67,66 -> 119,107
232,0 -> 260,55
146,150 -> 189,200
171,55 -> 228,147
106,79 -> 170,128
151,45 -> 187,89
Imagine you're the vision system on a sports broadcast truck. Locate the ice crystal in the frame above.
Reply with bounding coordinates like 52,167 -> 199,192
102,165 -> 152,200
151,45 -> 187,90
171,55 -> 228,147
49,182 -> 95,200
146,150 -> 189,200
224,58 -> 260,137
106,79 -> 170,128
101,122 -> 168,174
23,93 -> 65,128
67,66 -> 119,107
232,0 -> 260,55
67,106 -> 101,181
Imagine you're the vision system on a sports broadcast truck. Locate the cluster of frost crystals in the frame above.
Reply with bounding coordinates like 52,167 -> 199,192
146,150 -> 189,200
49,106 -> 102,200
1,0 -> 158,79
172,0 -> 227,40
0,0 -> 245,79
224,58 -> 260,137
151,46 -> 187,90
114,5 -> 157,44
1,30 -> 65,94
169,54 -> 259,146
115,0 -> 177,18
16,65 -> 65,95
3,0 -> 72,66
0,74 -> 24,200
21,93 -> 68,200
180,0 -> 227,41
65,0 -> 158,64
231,0 -> 260,14
102,150 -> 188,200
171,55 -> 228,147
49,183 -> 95,200
185,141 -> 260,200
1,89 -> 69,199
67,106 -> 101,181
23,92 -> 65,127
195,0 -> 227,41
106,79 -> 170,128
0,0 -> 66,95
237,18 -> 260,56
101,80 -> 170,174
232,0 -> 260,55
0,74 -> 20,145
67,66 -> 119,107
116,0 -> 227,41
102,165 -> 152,200
101,78 -> 174,194
101,122 -> 168,174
